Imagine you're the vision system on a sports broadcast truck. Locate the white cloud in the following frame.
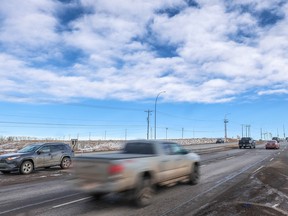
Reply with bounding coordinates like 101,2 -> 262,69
258,89 -> 288,95
0,0 -> 288,104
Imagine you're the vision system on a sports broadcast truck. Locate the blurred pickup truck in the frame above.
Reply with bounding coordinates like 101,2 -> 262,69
72,140 -> 200,207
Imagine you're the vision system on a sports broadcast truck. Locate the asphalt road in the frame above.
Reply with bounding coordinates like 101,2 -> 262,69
0,142 -> 286,216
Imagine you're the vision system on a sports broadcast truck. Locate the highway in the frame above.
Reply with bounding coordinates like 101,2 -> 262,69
0,142 -> 287,216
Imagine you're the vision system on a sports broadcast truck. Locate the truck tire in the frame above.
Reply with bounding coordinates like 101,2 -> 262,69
20,160 -> 33,175
188,164 -> 200,185
134,178 -> 153,208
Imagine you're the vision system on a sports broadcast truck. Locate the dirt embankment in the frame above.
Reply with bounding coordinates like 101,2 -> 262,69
196,148 -> 288,216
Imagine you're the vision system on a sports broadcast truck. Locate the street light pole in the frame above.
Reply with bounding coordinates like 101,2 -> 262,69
154,91 -> 166,139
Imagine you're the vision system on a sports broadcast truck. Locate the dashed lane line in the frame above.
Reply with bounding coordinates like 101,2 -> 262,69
52,197 -> 91,209
0,193 -> 81,215
253,165 -> 264,174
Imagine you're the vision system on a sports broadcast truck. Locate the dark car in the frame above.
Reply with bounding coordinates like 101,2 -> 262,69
239,137 -> 256,149
216,138 -> 224,143
0,142 -> 74,175
265,140 -> 280,149
272,137 -> 280,143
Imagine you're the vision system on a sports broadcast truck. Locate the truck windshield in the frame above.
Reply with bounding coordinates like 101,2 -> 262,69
123,142 -> 155,154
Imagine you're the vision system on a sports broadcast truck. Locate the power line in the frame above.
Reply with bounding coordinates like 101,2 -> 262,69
0,121 -> 146,128
157,111 -> 222,122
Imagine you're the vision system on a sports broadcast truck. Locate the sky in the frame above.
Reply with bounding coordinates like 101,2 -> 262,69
0,0 -> 288,140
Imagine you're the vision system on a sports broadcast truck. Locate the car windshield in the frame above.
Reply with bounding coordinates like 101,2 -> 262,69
18,144 -> 40,153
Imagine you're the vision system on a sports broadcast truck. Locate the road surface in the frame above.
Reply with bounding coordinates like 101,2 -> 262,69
0,142 -> 287,216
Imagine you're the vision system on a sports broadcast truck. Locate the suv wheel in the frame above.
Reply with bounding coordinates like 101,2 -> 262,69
20,161 -> 33,175
60,157 -> 71,169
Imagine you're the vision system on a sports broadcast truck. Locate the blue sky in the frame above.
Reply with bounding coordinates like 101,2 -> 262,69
0,0 -> 288,140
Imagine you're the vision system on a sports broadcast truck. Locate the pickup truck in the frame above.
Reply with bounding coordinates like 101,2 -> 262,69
72,140 -> 200,207
238,137 -> 256,149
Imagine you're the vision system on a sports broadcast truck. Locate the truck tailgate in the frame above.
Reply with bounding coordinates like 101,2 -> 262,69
73,158 -> 111,182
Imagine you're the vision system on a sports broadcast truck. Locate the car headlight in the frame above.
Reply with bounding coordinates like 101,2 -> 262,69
7,156 -> 20,161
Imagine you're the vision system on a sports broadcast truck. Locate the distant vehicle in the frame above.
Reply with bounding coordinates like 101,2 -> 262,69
239,137 -> 256,149
72,140 -> 200,207
286,137 -> 288,141
272,137 -> 280,143
0,142 -> 74,175
216,138 -> 224,143
265,140 -> 280,149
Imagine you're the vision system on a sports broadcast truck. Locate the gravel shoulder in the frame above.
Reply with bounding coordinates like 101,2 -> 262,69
195,145 -> 288,216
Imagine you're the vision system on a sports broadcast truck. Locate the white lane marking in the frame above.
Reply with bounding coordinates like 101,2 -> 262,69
270,158 -> 274,162
253,165 -> 264,174
52,197 -> 90,209
201,164 -> 207,167
0,193 -> 80,215
226,157 -> 235,160
278,152 -> 281,155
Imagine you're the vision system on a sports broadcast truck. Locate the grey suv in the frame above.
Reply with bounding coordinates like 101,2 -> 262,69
0,142 -> 74,174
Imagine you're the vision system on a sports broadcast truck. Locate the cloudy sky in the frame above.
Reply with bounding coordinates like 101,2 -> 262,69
0,0 -> 288,140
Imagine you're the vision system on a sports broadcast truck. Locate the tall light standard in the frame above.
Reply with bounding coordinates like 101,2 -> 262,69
154,91 -> 166,139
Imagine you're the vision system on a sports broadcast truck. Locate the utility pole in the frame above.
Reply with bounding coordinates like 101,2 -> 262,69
145,110 -> 153,139
277,128 -> 279,137
224,118 -> 228,142
166,128 -> 168,140
260,128 -> 262,140
283,125 -> 286,138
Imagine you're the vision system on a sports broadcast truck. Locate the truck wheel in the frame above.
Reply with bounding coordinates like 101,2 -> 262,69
20,161 -> 33,175
188,164 -> 200,185
134,178 -> 153,208
60,157 -> 71,169
239,146 -> 242,149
